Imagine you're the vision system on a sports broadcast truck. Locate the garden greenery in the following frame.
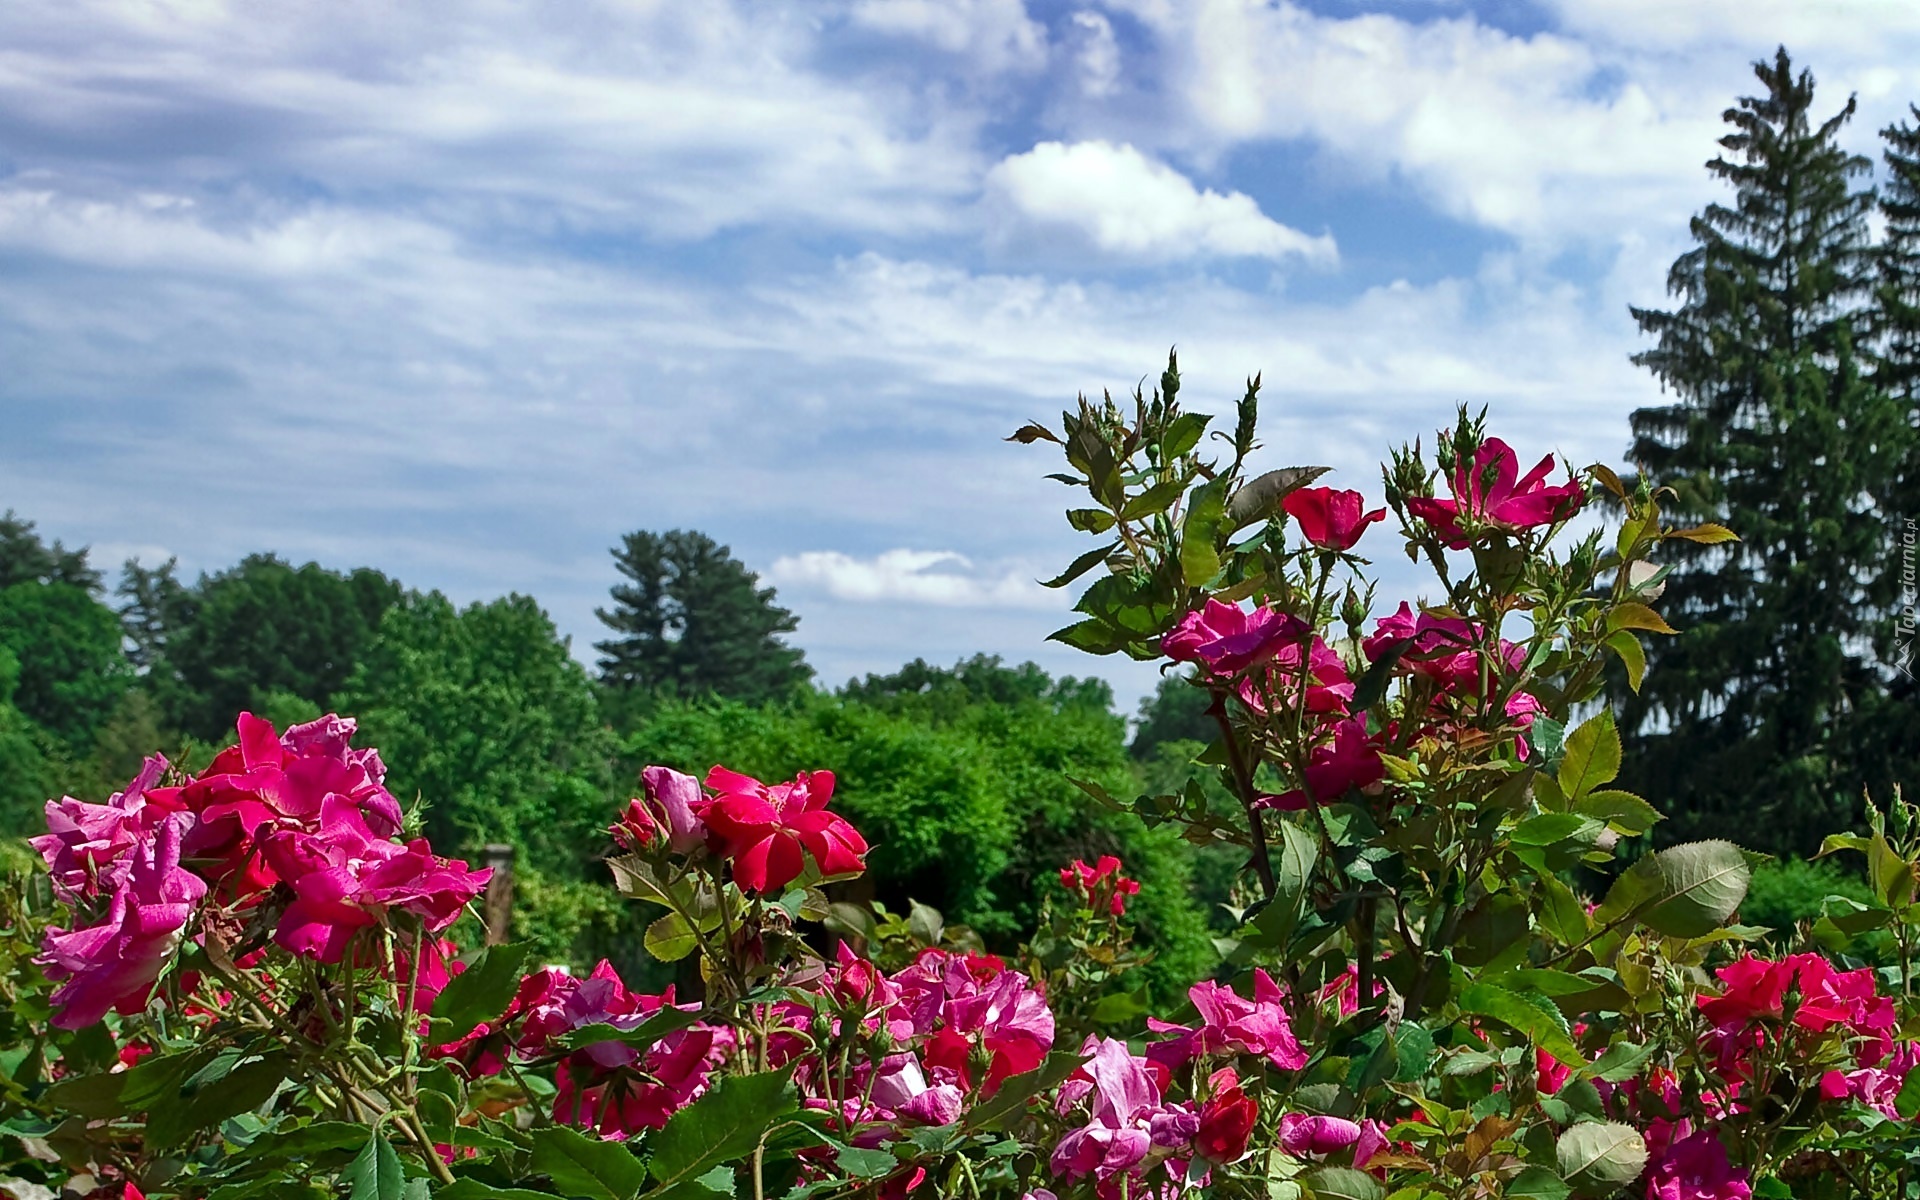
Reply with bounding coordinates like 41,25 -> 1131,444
2,356 -> 1916,1200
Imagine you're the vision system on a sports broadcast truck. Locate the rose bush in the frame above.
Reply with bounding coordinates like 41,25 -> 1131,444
2,352 -> 1916,1199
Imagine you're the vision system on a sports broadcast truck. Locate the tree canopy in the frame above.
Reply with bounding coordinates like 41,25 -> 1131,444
594,529 -> 810,709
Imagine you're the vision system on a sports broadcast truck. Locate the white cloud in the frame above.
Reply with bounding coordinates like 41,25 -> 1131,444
984,140 -> 1337,264
850,0 -> 1049,73
769,549 -> 1056,608
1068,11 -> 1123,98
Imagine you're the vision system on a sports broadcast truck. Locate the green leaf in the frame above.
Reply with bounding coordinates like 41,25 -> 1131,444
1180,476 -> 1231,586
429,943 -> 533,1044
1303,1165 -> 1385,1200
645,911 -> 701,962
1556,710 -> 1621,801
1505,1165 -> 1571,1200
1510,813 -> 1598,847
1599,839 -> 1750,939
345,1132 -> 403,1200
1585,1041 -> 1657,1084
1047,617 -> 1134,656
1895,1063 -> 1920,1119
644,1070 -> 795,1198
556,1007 -> 705,1052
439,1182 -> 571,1200
1537,873 -> 1590,946
1122,478 -> 1187,521
963,1050 -> 1089,1132
1573,790 -> 1662,836
1555,1122 -> 1647,1196
235,1121 -> 374,1162
1040,541 -> 1117,589
1456,983 -> 1578,1063
1347,641 -> 1408,713
1602,630 -> 1646,693
532,1125 -> 650,1200
150,1050 -> 291,1149
1162,412 -> 1211,459
1066,508 -> 1116,534
908,900 -> 944,945
1605,601 -> 1675,635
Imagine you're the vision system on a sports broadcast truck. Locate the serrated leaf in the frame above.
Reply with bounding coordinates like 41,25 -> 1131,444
644,1070 -> 794,1198
1603,629 -> 1646,693
345,1132 -> 403,1200
1163,411 -> 1211,459
1180,476 -> 1231,586
560,1006 -> 705,1052
1607,840 -> 1750,939
533,1125 -> 649,1200
1505,1164 -> 1570,1199
1456,983 -> 1579,1063
1585,1041 -> 1657,1083
1066,508 -> 1116,534
438,1183 -> 560,1200
1555,1122 -> 1646,1195
1666,522 -> 1738,544
1123,478 -> 1187,521
1573,789 -> 1661,836
1226,466 -> 1331,531
1510,813 -> 1597,847
429,943 -> 533,1045
1605,602 -> 1675,636
1303,1165 -> 1384,1200
645,911 -> 701,962
1556,710 -> 1621,801
1047,617 -> 1133,656
1040,541 -> 1117,589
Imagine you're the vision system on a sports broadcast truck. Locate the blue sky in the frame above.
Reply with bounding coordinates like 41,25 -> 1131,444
4,0 -> 1919,712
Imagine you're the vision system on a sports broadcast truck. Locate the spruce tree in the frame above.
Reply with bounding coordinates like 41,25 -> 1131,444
1617,47 -> 1906,855
594,530 -> 811,709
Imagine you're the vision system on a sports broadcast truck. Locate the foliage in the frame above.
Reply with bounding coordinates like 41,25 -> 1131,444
1617,47 -> 1913,856
0,581 -> 130,752
143,552 -> 405,741
0,509 -> 101,593
341,592 -> 617,885
594,529 -> 811,711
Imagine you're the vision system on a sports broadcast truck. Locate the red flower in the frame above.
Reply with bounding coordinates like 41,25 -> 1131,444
1195,1072 -> 1257,1164
1282,486 -> 1386,552
699,767 -> 868,894
1060,855 -> 1141,915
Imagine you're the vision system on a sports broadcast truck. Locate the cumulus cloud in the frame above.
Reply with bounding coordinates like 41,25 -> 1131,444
984,140 -> 1337,264
769,549 -> 1056,608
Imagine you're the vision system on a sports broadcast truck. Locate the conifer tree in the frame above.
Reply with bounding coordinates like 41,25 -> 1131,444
1618,47 -> 1906,854
595,529 -> 811,710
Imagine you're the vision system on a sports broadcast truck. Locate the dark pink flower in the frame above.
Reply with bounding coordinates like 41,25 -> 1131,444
1256,716 -> 1387,812
32,755 -> 173,898
37,819 -> 208,1029
1278,1113 -> 1363,1157
145,712 -> 403,900
700,767 -> 868,894
1283,487 -> 1387,552
1404,437 -> 1584,548
1162,600 -> 1310,679
1051,1037 -> 1183,1184
261,796 -> 489,962
1147,969 -> 1306,1071
903,951 -> 1054,1094
1362,603 -> 1523,695
1644,1127 -> 1751,1200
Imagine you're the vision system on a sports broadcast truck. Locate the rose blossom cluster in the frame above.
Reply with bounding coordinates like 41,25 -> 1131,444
1060,855 -> 1140,916
613,764 -> 868,894
32,713 -> 490,1029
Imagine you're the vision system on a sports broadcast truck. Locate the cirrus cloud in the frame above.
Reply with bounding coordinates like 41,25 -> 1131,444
769,549 -> 1057,609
